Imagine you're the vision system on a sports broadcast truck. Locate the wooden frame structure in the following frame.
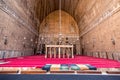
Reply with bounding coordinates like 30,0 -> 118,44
45,45 -> 74,58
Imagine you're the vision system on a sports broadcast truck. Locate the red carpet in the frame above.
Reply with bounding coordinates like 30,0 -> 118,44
0,55 -> 120,68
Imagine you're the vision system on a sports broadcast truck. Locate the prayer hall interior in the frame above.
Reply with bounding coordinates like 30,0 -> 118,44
0,0 -> 120,79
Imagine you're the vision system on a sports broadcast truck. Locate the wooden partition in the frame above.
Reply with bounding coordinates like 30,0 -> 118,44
21,69 -> 46,74
106,71 -> 120,74
77,70 -> 102,74
0,70 -> 18,74
45,45 -> 74,58
50,70 -> 75,74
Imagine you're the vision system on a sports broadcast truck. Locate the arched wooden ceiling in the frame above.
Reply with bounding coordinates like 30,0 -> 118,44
33,0 -> 116,28
19,0 -> 119,34
34,0 -> 81,24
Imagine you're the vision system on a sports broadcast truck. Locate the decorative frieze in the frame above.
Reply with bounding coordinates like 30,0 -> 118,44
0,0 -> 38,35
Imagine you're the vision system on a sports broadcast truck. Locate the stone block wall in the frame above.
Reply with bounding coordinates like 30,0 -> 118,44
38,10 -> 81,55
79,0 -> 120,60
0,0 -> 38,58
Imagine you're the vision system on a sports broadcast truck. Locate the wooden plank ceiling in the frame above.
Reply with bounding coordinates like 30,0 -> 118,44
34,0 -> 80,24
24,0 -> 115,32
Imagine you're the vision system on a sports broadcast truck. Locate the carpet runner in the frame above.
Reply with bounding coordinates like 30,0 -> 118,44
42,64 -> 97,71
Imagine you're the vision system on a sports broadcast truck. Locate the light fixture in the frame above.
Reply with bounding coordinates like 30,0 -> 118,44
41,37 -> 44,40
24,37 -> 26,40
35,40 -> 38,44
22,42 -> 25,48
31,39 -> 33,42
59,33 -> 62,36
77,38 -> 79,40
3,36 -> 7,45
111,38 -> 115,45
58,0 -> 62,45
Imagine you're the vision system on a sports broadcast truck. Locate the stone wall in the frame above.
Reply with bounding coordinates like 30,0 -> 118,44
38,10 -> 80,55
79,0 -> 120,60
0,0 -> 38,59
